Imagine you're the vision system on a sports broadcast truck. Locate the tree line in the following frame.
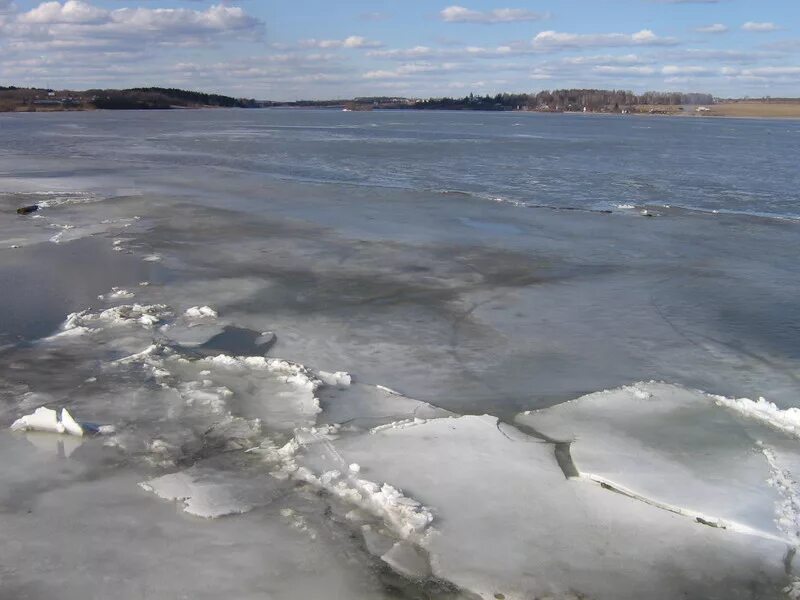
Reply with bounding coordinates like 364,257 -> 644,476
412,90 -> 715,111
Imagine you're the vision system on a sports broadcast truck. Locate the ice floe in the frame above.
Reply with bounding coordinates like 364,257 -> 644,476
98,287 -> 135,301
62,303 -> 172,333
184,305 -> 218,320
326,412 -> 789,599
517,382 -> 799,543
11,407 -> 87,436
246,423 -> 434,545
10,406 -> 112,437
713,395 -> 800,439
139,465 -> 281,518
318,370 -> 352,387
17,295 -> 800,597
761,444 -> 800,545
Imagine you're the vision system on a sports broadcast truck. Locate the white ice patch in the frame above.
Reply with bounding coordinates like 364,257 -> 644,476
11,407 -> 85,437
33,191 -> 99,208
381,541 -> 431,579
98,287 -> 135,301
713,394 -> 800,438
45,326 -> 92,340
318,371 -> 352,387
517,382 -> 791,542
760,445 -> 800,545
112,344 -> 162,365
330,412 -> 789,600
318,382 -> 454,430
48,224 -> 75,244
184,306 -> 218,320
256,429 -> 433,542
178,382 -> 233,415
116,351 -> 326,432
786,579 -> 800,600
62,304 -> 172,332
139,467 -> 279,518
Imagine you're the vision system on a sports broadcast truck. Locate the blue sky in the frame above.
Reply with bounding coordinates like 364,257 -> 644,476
0,0 -> 798,99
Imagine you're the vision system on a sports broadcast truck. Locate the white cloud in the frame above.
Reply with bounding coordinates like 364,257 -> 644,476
464,45 -> 514,56
739,66 -> 800,76
7,2 -> 262,46
696,23 -> 728,33
440,5 -> 547,24
742,21 -> 779,32
302,35 -> 382,49
363,62 -> 458,79
367,43 -> 532,60
593,65 -> 656,75
367,46 -> 437,59
532,29 -> 677,49
0,0 -> 267,91
563,54 -> 648,65
678,48 -> 779,62
19,0 -> 107,24
661,64 -> 715,75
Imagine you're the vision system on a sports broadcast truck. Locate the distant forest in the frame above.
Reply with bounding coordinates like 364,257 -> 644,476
412,90 -> 715,112
0,85 -> 258,111
268,89 -> 717,112
92,87 -> 257,109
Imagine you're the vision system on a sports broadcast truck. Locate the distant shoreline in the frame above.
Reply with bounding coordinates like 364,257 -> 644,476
4,105 -> 800,121
6,101 -> 800,121
5,86 -> 800,119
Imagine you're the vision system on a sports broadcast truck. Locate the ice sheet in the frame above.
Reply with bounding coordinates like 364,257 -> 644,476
317,381 -> 456,429
0,461 -> 399,600
517,382 -> 798,541
140,464 -> 282,518
3,112 -> 800,599
323,414 -> 791,600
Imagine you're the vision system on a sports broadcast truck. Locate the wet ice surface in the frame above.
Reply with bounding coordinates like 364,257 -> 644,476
518,383 -> 800,542
2,110 -> 800,599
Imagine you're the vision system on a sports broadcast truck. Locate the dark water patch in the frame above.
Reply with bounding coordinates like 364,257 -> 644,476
196,326 -> 276,357
0,237 -> 155,345
528,203 -> 613,215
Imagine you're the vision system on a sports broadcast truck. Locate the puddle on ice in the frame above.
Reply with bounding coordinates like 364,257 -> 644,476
0,236 -> 157,346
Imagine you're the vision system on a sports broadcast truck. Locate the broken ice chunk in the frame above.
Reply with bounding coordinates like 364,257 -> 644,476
184,306 -> 218,320
140,466 -> 280,518
60,408 -> 84,437
335,412 -> 790,599
11,407 -> 64,434
10,406 -> 110,437
319,371 -> 352,387
381,541 -> 432,579
517,382 -> 791,542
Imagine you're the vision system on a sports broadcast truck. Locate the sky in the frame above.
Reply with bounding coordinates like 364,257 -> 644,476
0,0 -> 798,100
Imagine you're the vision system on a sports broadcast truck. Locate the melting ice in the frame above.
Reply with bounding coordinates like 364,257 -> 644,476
2,110 -> 800,599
